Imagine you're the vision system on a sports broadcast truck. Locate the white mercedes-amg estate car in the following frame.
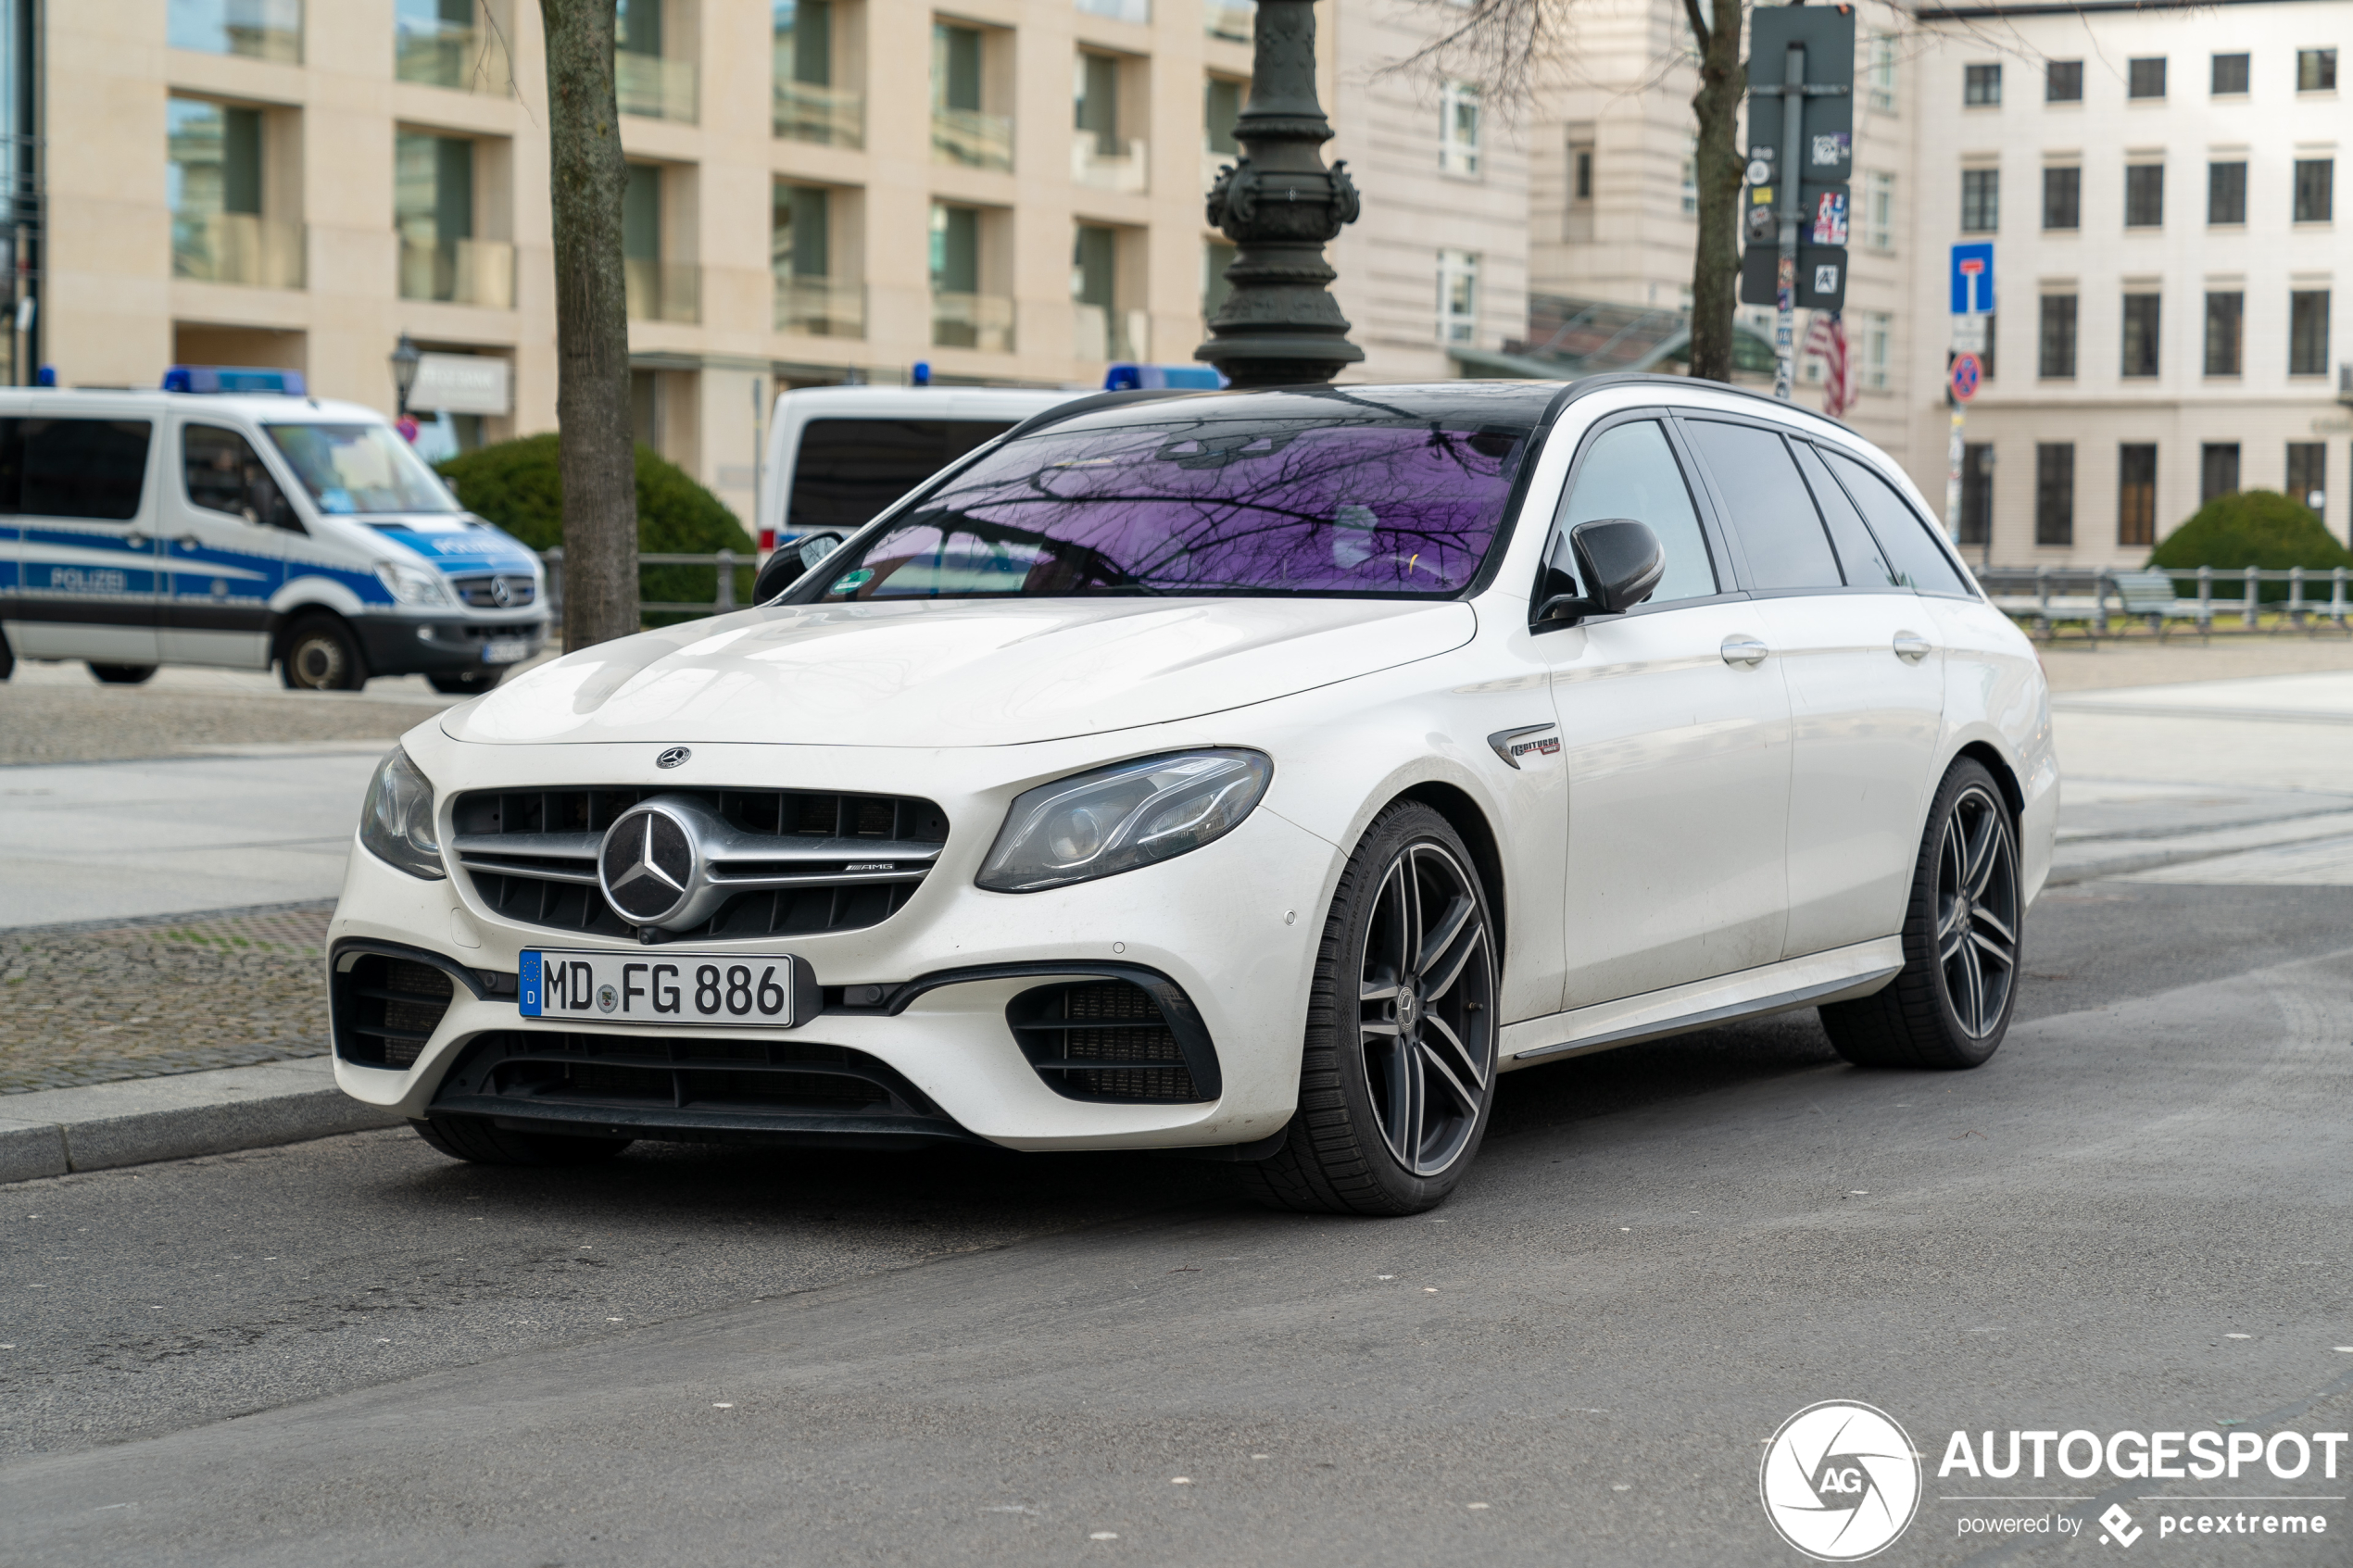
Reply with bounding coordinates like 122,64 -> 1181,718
331,376 -> 2056,1214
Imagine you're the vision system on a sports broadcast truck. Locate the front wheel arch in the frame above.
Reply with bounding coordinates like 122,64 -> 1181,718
1396,781 -> 1507,965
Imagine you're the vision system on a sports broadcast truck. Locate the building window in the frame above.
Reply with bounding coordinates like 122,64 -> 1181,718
1680,135 -> 1698,215
1965,64 -> 2001,106
2204,291 -> 2244,376
2295,159 -> 2334,222
2124,164 -> 2164,228
775,0 -> 860,147
2128,57 -> 2167,98
1202,238 -> 1236,321
1441,81 -> 1482,176
2043,166 -> 2080,230
774,183 -> 860,337
2038,294 -> 2078,379
1979,313 -> 1998,379
1864,312 -> 1891,390
2121,294 -> 2161,377
933,23 -> 1012,172
2290,290 -> 2332,375
168,96 -> 301,289
2210,53 -> 2249,94
1864,171 -> 1894,250
1959,445 -> 1994,546
2208,161 -> 2247,225
1204,76 -> 1242,157
1438,249 -> 1478,345
1574,145 -> 1594,201
170,0 -> 302,62
398,0 -> 510,94
2119,445 -> 2158,546
2035,445 -> 2075,546
2046,60 -> 2082,102
395,130 -> 496,306
1868,36 -> 1897,113
2288,443 -> 2328,516
2298,48 -> 2338,92
1960,168 -> 1999,232
2200,443 -> 2240,503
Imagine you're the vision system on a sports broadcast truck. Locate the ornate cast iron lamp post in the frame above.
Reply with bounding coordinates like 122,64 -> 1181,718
1196,0 -> 1363,387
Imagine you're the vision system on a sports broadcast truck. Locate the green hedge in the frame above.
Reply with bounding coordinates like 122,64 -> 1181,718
434,433 -> 755,624
2148,489 -> 2352,603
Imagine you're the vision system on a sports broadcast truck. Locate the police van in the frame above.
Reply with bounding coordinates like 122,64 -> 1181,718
0,367 -> 547,693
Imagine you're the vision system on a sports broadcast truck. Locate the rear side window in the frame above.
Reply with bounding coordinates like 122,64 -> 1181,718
0,418 -> 154,521
786,418 -> 1016,537
1790,441 -> 1899,588
1821,449 -> 1974,596
1679,420 -> 1843,591
184,423 -> 302,533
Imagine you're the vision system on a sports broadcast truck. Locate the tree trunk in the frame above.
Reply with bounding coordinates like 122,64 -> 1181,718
539,0 -> 638,650
1685,0 -> 1746,384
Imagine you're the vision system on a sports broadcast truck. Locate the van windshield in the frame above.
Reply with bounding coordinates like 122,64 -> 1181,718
806,414 -> 1531,601
265,423 -> 459,515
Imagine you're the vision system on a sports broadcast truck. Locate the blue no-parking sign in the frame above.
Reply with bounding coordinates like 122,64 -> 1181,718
1950,244 -> 1995,315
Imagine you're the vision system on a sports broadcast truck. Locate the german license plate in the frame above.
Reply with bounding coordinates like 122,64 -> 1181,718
521,950 -> 799,1028
482,637 -> 532,665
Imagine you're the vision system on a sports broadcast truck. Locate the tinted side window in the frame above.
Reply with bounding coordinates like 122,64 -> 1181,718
1791,441 -> 1899,588
184,423 -> 302,533
13,419 -> 152,521
786,417 -> 1016,536
1821,450 -> 1973,596
1679,420 -> 1842,591
1550,420 -> 1718,605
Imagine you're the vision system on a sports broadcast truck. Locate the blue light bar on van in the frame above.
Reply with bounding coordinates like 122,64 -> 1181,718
163,365 -> 308,395
1102,363 -> 1226,392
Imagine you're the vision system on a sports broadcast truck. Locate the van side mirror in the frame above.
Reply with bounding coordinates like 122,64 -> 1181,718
1534,519 -> 1666,627
752,531 -> 845,602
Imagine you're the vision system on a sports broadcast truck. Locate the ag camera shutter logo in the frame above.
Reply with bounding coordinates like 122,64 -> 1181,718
1760,1401 -> 1922,1561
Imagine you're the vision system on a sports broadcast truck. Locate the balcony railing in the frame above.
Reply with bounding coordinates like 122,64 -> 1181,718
1074,303 -> 1147,362
1074,137 -> 1148,193
1204,0 -> 1254,44
933,292 -> 1015,352
934,107 -> 1013,172
617,53 -> 698,123
169,0 -> 301,62
625,258 -> 700,323
398,238 -> 516,308
774,277 -> 865,338
774,82 -> 864,147
396,13 -> 513,94
172,214 -> 305,290
1076,0 -> 1151,20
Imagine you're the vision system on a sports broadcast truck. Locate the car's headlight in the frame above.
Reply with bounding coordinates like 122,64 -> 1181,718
359,746 -> 447,880
373,558 -> 453,606
977,750 -> 1273,893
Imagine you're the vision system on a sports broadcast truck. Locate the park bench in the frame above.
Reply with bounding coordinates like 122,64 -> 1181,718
2110,570 -> 2210,641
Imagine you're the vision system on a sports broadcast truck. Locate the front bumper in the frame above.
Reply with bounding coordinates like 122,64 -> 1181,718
357,616 -> 548,678
327,748 -> 1338,1152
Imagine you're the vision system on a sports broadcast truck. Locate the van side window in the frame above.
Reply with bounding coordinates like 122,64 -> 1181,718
184,423 -> 302,533
1820,449 -> 1974,596
787,418 -> 1016,536
0,419 -> 154,521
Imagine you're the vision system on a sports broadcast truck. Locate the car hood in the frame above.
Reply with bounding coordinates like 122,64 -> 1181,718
442,596 -> 1478,748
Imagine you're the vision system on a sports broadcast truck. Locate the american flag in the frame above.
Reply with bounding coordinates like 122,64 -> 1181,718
1803,311 -> 1857,420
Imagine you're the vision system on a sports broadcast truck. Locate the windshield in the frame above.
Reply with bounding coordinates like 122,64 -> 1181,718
806,414 -> 1532,601
264,423 -> 459,515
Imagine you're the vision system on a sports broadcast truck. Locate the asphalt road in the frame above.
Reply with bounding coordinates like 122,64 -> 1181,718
5,878 -> 2350,1567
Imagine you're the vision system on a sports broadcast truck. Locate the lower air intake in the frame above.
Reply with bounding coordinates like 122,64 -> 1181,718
1007,977 -> 1219,1104
332,951 -> 457,1070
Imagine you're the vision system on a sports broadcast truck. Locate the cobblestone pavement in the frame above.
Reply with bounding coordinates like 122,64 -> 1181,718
0,904 -> 333,1094
0,683 -> 448,765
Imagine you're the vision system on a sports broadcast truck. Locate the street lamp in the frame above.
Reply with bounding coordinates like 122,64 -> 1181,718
1194,0 -> 1364,388
389,333 -> 422,417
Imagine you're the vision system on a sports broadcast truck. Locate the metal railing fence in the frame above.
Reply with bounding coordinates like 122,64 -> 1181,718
540,547 -> 759,623
1975,565 -> 2353,634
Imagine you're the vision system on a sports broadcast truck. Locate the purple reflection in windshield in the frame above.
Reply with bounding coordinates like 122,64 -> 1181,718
817,419 -> 1529,600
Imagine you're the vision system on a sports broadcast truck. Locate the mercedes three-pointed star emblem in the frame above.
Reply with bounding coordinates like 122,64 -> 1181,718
598,804 -> 698,925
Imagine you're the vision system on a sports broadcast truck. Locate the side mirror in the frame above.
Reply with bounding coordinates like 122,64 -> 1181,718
752,531 -> 846,602
1535,519 -> 1666,627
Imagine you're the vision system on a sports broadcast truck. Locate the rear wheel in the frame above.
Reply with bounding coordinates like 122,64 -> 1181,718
86,662 -> 157,684
1239,802 -> 1499,1216
1818,758 -> 2022,1069
428,670 -> 503,696
280,614 -> 366,691
409,1117 -> 634,1166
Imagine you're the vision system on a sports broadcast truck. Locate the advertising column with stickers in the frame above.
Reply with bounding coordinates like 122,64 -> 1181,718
1739,5 -> 1854,403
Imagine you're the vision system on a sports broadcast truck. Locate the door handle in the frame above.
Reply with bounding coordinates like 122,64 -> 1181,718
176,533 -> 201,549
1720,635 -> 1769,667
124,532 -> 148,548
1893,630 -> 1932,662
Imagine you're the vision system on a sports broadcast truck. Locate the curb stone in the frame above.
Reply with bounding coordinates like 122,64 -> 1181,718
0,1058 -> 399,1184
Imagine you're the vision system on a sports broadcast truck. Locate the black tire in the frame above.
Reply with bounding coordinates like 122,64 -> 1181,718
428,670 -> 504,696
279,614 -> 367,691
1819,758 -> 2022,1069
1237,801 -> 1501,1216
409,1116 -> 634,1166
86,662 -> 157,684
0,627 -> 12,680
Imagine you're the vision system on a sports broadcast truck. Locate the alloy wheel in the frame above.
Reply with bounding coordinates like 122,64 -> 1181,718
1358,841 -> 1497,1177
1935,784 -> 2020,1039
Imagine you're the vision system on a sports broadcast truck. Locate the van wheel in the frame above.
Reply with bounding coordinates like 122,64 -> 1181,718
86,663 -> 157,684
280,615 -> 367,691
428,670 -> 503,696
0,629 -> 14,680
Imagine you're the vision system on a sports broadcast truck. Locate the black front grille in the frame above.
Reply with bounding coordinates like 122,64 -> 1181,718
1009,979 -> 1216,1103
333,951 -> 458,1069
450,573 -> 537,608
451,787 -> 949,939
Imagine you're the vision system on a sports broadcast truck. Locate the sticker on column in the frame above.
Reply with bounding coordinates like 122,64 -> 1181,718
1813,263 -> 1842,294
1811,191 -> 1849,245
1809,132 -> 1851,168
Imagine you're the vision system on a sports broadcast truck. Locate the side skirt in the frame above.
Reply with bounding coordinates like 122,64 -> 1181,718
1500,936 -> 1904,1067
